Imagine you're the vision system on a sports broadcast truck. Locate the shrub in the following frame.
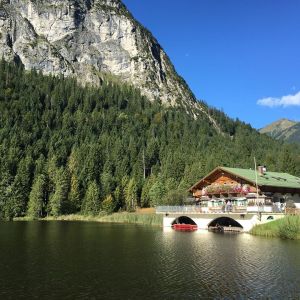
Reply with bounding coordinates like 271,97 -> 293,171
286,200 -> 296,208
278,216 -> 300,240
163,190 -> 186,205
251,215 -> 300,240
101,194 -> 116,214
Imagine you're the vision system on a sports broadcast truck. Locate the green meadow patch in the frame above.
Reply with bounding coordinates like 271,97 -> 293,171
251,215 -> 300,240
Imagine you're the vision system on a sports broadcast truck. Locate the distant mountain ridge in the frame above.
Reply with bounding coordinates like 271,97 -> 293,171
260,119 -> 300,143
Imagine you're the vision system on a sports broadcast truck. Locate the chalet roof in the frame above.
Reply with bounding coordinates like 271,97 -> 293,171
190,166 -> 300,191
222,167 -> 300,189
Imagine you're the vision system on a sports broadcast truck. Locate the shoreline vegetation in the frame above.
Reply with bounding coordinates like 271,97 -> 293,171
14,210 -> 163,227
14,210 -> 300,240
250,215 -> 300,240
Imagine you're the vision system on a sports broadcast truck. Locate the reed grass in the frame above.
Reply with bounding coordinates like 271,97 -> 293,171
15,212 -> 163,227
98,212 -> 163,226
250,215 -> 300,240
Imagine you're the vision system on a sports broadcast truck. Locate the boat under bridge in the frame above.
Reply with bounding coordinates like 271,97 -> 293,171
156,206 -> 285,232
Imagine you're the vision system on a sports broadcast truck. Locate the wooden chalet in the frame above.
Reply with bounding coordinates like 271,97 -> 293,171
189,166 -> 300,211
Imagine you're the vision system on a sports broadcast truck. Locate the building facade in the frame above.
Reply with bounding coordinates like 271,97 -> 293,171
189,166 -> 300,212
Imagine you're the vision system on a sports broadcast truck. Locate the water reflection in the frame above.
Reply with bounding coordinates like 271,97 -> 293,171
0,222 -> 299,299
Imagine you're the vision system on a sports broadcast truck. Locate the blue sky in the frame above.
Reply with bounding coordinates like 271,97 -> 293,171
122,0 -> 300,129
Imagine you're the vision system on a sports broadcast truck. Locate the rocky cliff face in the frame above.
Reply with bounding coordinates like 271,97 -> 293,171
1,3 -> 172,99
0,0 -> 221,131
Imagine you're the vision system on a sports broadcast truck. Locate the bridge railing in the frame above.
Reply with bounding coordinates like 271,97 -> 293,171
156,206 -> 204,214
156,205 -> 280,214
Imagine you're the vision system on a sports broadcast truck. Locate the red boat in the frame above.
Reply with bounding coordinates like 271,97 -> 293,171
172,224 -> 198,231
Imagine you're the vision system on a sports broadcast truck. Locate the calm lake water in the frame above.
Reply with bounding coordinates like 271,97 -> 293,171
0,222 -> 299,299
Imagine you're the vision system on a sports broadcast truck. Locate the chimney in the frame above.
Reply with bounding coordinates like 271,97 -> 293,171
257,165 -> 267,175
258,165 -> 264,176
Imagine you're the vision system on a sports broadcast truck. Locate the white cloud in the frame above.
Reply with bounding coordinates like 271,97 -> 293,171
257,91 -> 300,108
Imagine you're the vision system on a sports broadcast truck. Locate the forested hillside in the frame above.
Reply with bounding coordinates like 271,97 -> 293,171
1,60 -> 299,220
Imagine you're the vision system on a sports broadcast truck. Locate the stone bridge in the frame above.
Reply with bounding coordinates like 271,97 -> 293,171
156,206 -> 284,232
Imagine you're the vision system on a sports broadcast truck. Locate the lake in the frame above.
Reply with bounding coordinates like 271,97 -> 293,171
0,222 -> 299,299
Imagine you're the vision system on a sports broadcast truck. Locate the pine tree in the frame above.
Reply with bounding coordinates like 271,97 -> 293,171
100,170 -> 114,199
10,156 -> 34,217
125,178 -> 138,211
140,175 -> 156,208
101,194 -> 116,214
27,175 -> 46,219
48,168 -> 69,216
0,169 -> 14,220
67,174 -> 81,213
67,149 -> 81,212
81,181 -> 101,215
113,186 -> 123,210
149,177 -> 166,206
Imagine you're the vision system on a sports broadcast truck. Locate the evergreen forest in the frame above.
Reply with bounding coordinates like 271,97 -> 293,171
0,60 -> 299,220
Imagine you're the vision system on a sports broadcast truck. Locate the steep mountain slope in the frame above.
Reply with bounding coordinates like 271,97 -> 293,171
260,119 -> 300,143
0,0 -> 220,129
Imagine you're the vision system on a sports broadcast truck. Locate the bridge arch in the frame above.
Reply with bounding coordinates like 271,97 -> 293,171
172,216 -> 197,225
208,217 -> 243,229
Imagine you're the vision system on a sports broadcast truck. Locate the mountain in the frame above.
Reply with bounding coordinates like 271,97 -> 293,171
0,0 -> 220,129
260,119 -> 300,144
0,2 -> 300,220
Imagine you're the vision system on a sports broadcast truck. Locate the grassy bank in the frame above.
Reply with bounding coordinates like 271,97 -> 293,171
14,212 -> 163,227
250,215 -> 300,240
98,212 -> 163,226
